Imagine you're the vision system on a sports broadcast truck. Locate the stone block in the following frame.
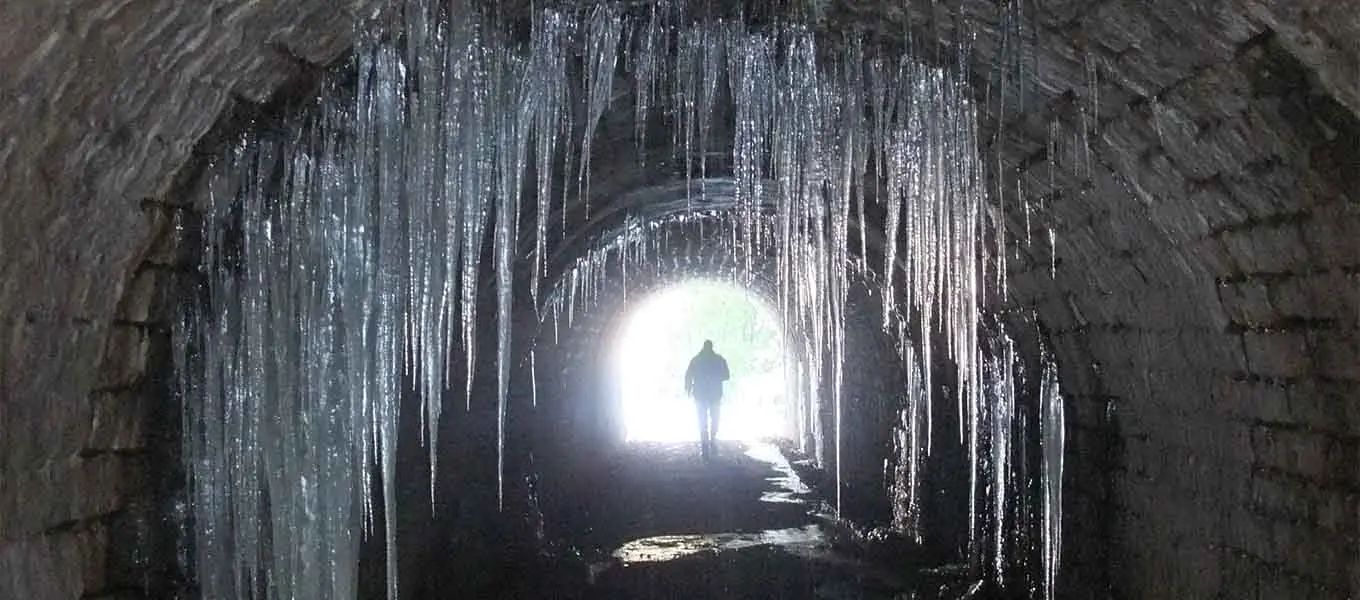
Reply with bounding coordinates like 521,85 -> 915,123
1180,329 -> 1248,373
1088,332 -> 1135,374
1134,153 -> 1189,215
1307,330 -> 1360,381
1339,438 -> 1360,488
1226,507 -> 1274,560
1351,558 -> 1360,599
1193,279 -> 1237,331
232,44 -> 305,104
136,206 -> 181,267
1221,549 -> 1262,599
1300,378 -> 1360,435
1058,357 -> 1103,400
1111,43 -> 1196,100
1249,472 -> 1303,519
1185,236 -> 1240,277
114,267 -> 161,325
1088,254 -> 1142,296
1313,489 -> 1354,534
86,390 -> 146,452
1032,33 -> 1092,99
0,453 -> 131,543
1221,222 -> 1309,275
1118,215 -> 1170,263
1152,102 -> 1222,182
1301,210 -> 1360,269
95,324 -> 149,390
0,532 -> 96,600
1065,394 -> 1107,430
280,3 -> 381,65
1230,377 -> 1290,422
1282,380 -> 1350,434
1263,274 -> 1310,321
1229,163 -> 1313,221
1034,295 -> 1076,332
1217,452 -> 1256,501
1170,62 -> 1252,119
1174,539 -> 1225,598
1253,426 -> 1332,480
1189,179 -> 1251,235
1294,271 -> 1360,321
1153,367 -> 1212,413
1275,520 -> 1352,589
1200,112 -> 1274,174
1220,279 -> 1275,326
1242,330 -> 1309,378
1256,569 -> 1324,600
1123,288 -> 1179,330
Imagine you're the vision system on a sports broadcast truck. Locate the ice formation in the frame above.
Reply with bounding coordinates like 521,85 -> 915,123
173,1 -> 1074,598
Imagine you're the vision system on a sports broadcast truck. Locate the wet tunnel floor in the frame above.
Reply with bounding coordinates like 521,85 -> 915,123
521,441 -> 981,600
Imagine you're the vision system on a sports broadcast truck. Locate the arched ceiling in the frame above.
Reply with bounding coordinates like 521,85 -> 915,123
2,1 -> 1359,597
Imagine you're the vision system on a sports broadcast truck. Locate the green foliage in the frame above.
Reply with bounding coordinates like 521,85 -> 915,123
674,282 -> 781,375
620,281 -> 784,399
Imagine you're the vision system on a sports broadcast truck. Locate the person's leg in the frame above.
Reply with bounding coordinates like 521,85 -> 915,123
708,400 -> 721,455
696,401 -> 710,457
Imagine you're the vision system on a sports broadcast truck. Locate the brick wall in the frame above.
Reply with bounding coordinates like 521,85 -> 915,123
0,2 -> 379,597
945,2 -> 1360,596
2,1 -> 1359,598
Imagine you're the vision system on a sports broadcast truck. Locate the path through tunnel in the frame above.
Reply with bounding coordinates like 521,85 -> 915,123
4,0 -> 1360,599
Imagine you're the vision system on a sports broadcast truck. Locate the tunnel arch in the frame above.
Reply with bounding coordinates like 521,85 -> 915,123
527,212 -> 801,450
603,278 -> 795,443
2,1 -> 1359,599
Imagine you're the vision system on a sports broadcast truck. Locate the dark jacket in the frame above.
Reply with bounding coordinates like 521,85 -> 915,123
684,349 -> 730,402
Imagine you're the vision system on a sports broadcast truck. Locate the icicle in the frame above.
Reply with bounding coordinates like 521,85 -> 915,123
578,3 -> 622,219
461,34 -> 492,412
495,46 -> 533,508
632,2 -> 665,160
530,349 -> 539,408
1040,356 -> 1066,600
530,11 -> 568,310
989,334 -> 1016,582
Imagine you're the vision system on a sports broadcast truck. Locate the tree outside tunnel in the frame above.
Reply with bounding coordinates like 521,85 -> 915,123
612,280 -> 792,442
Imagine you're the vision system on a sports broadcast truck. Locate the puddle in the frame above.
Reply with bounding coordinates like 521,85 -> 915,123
587,443 -> 832,584
744,442 -> 811,504
612,524 -> 827,564
606,442 -> 825,566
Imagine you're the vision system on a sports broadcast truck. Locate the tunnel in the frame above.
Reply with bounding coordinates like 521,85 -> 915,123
2,0 -> 1359,599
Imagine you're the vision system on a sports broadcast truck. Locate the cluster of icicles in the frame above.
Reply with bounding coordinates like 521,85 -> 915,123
885,321 -> 1065,596
173,1 -> 1077,599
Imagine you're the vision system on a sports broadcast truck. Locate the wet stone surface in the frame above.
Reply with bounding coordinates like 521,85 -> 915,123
517,441 -> 982,600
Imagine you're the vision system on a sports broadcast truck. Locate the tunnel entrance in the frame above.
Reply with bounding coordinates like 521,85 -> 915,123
611,281 -> 791,443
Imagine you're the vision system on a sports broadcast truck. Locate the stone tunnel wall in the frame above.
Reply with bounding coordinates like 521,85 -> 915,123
868,1 -> 1360,596
2,0 -> 1360,598
0,2 -> 384,598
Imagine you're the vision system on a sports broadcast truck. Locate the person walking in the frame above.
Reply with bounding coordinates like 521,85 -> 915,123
684,340 -> 730,460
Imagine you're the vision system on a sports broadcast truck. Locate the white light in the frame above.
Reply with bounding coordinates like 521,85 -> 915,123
613,282 -> 790,443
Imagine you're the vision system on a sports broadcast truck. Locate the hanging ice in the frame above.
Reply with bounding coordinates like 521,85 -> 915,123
1040,357 -> 1066,600
174,4 -> 1064,600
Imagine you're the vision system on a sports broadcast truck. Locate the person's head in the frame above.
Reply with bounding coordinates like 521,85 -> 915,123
702,340 -> 714,352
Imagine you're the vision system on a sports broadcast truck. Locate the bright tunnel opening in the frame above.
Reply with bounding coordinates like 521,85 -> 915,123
613,281 -> 791,443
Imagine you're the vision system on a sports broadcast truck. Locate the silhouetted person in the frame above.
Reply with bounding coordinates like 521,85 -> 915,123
684,340 -> 730,460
